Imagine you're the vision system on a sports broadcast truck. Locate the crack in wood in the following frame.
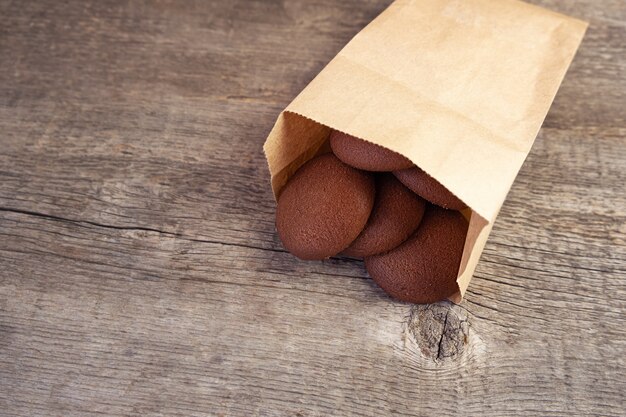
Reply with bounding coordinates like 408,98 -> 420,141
436,309 -> 450,361
0,206 -> 287,254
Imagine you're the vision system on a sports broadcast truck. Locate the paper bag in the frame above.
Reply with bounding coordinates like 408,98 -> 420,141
263,0 -> 587,302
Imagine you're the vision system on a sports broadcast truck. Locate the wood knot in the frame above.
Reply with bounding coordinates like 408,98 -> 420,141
407,301 -> 469,362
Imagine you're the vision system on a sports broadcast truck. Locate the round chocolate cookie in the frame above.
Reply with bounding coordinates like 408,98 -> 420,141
330,130 -> 415,171
393,167 -> 466,210
364,206 -> 468,304
276,153 -> 375,260
343,174 -> 426,257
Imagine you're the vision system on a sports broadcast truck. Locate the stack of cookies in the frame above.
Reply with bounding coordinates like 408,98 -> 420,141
275,130 -> 469,304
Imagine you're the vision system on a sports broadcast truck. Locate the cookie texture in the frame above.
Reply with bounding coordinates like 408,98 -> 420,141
276,153 -> 375,260
364,206 -> 468,304
393,167 -> 466,210
343,174 -> 426,257
330,130 -> 415,171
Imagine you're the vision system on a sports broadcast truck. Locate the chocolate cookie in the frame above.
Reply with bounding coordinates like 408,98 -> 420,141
364,206 -> 468,304
343,174 -> 426,257
393,167 -> 466,210
330,130 -> 415,171
276,153 -> 375,260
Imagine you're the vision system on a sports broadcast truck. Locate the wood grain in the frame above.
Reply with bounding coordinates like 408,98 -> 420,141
0,0 -> 625,416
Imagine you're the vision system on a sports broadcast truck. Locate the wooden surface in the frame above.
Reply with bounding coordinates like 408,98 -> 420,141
1,0 -> 625,415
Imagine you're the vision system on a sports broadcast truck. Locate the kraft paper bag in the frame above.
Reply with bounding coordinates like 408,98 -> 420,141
263,0 -> 587,302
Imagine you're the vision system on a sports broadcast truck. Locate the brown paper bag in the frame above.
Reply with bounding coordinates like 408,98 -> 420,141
263,0 -> 587,302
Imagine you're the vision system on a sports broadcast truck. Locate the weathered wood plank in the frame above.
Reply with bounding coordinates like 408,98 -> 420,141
0,0 -> 624,248
1,210 -> 625,416
0,0 -> 625,416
